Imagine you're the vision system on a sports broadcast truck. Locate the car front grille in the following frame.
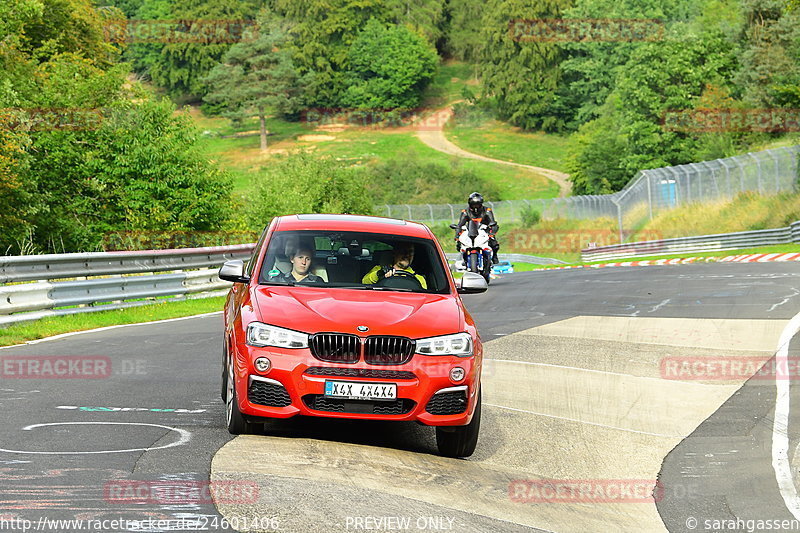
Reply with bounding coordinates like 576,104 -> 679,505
310,333 -> 360,363
248,379 -> 292,407
303,394 -> 415,415
309,334 -> 415,365
363,336 -> 415,365
304,366 -> 416,380
425,389 -> 468,415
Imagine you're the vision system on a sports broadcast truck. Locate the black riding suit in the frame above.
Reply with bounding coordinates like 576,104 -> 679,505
454,206 -> 500,260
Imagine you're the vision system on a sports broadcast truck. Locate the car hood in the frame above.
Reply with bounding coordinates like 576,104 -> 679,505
252,286 -> 463,338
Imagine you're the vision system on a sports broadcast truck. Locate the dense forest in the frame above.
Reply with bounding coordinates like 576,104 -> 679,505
1,0 -> 798,253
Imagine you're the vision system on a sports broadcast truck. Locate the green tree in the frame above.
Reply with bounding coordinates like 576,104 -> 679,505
565,97 -> 628,194
567,31 -> 739,193
272,0 -> 444,107
342,19 -> 438,109
445,0 -> 484,61
0,0 -> 43,43
204,14 -> 307,151
27,95 -> 233,252
735,0 -> 800,107
20,0 -> 120,66
126,0 -> 260,101
554,0 -> 700,130
248,153 -> 373,225
384,0 -> 447,47
272,0 -> 386,107
479,0 -> 574,132
0,113 -> 34,251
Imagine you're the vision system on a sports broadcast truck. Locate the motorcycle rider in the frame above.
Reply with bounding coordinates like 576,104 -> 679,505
455,192 -> 500,264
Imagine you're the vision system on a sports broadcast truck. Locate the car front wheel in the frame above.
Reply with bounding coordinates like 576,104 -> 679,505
225,352 -> 255,435
435,388 -> 481,458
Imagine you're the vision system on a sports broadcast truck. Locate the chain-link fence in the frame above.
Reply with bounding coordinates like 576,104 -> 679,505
374,145 -> 800,242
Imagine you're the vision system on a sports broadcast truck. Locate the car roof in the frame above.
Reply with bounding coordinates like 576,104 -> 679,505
273,214 -> 433,239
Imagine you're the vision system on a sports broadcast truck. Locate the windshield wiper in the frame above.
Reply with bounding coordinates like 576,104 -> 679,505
262,280 -> 296,286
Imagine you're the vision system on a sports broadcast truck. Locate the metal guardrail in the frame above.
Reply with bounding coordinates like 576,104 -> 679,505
0,244 -> 254,283
581,221 -> 800,262
0,244 -> 255,326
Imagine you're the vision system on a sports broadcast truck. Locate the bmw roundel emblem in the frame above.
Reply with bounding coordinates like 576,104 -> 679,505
357,325 -> 369,332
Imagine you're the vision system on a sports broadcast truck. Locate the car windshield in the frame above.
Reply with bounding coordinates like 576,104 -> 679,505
258,230 -> 450,294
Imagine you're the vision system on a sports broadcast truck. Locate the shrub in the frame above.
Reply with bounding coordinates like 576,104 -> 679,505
520,206 -> 541,228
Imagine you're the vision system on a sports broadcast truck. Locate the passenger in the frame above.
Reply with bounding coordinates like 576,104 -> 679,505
362,243 -> 427,289
270,247 -> 323,284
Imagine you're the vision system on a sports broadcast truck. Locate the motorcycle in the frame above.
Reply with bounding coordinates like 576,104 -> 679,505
450,220 -> 493,284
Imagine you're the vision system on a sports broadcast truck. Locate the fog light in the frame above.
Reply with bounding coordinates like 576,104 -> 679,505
449,367 -> 465,383
254,357 -> 271,373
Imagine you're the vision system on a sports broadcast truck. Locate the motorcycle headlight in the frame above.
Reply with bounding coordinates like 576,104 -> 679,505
416,333 -> 473,357
246,322 -> 308,349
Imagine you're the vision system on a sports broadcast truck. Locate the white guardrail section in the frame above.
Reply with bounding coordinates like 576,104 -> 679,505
581,221 -> 800,262
0,245 -> 255,326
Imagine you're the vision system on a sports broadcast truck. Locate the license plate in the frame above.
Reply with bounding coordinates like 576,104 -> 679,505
324,380 -> 397,401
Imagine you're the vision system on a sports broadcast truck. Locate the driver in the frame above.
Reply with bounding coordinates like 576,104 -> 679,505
362,242 -> 427,289
270,247 -> 323,284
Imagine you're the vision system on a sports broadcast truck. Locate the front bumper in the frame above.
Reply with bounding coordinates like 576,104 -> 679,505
232,343 -> 481,426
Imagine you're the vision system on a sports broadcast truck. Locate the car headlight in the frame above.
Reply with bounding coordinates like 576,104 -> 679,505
246,322 -> 308,349
416,333 -> 473,357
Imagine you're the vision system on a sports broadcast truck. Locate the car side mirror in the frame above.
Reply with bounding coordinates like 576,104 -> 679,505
457,272 -> 488,294
218,260 -> 250,284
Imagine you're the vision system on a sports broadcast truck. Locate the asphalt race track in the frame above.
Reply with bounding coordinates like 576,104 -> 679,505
2,262 -> 800,532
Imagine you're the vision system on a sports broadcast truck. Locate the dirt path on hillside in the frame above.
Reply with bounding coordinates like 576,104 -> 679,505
416,106 -> 572,198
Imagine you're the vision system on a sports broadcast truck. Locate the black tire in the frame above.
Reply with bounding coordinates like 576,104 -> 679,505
467,253 -> 479,274
220,339 -> 228,402
436,388 -> 481,458
225,353 -> 253,435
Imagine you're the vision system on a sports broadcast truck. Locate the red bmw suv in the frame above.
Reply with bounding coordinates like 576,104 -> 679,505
218,214 -> 488,457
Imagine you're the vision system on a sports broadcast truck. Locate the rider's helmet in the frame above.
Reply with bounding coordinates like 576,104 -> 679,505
468,192 -> 484,218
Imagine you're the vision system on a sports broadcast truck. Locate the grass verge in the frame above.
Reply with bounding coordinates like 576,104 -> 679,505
0,296 -> 226,347
447,118 -> 571,172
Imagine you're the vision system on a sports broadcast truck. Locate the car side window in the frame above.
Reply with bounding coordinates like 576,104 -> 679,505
246,228 -> 269,278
